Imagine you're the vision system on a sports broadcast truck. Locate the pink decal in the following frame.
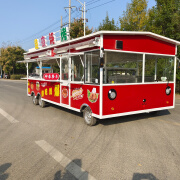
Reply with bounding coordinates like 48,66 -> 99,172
41,36 -> 47,47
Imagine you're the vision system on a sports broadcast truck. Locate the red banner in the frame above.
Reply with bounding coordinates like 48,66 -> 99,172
43,73 -> 59,80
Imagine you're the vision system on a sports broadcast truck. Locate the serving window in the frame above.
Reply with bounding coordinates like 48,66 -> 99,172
145,55 -> 174,82
103,51 -> 143,84
61,57 -> 69,80
85,50 -> 100,84
71,55 -> 84,81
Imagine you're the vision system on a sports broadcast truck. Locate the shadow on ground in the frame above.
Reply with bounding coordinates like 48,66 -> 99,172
132,173 -> 159,180
0,163 -> 11,180
98,109 -> 170,126
48,104 -> 83,118
47,102 -> 170,126
54,159 -> 89,180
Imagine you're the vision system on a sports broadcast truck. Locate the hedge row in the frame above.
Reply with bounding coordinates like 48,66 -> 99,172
10,74 -> 26,80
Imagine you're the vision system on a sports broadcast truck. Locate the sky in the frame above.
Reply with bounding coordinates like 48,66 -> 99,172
0,0 -> 156,51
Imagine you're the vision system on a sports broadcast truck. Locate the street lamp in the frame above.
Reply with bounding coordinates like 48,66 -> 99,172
76,0 -> 86,36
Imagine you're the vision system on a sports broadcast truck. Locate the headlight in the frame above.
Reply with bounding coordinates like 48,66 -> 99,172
108,89 -> 117,100
166,86 -> 171,95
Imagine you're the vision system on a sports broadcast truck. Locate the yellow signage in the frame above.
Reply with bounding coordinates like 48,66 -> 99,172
45,88 -> 48,96
41,90 -> 44,97
34,39 -> 39,50
54,85 -> 59,97
49,88 -> 52,95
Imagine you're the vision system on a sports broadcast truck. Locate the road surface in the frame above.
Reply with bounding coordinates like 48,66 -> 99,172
0,79 -> 180,180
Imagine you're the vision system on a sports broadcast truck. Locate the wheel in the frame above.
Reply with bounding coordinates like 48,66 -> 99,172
83,107 -> 97,126
32,94 -> 39,105
39,95 -> 46,108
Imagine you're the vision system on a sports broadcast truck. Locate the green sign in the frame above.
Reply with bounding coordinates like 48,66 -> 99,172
61,27 -> 69,42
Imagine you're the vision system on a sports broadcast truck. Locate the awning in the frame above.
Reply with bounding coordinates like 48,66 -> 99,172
17,52 -> 84,63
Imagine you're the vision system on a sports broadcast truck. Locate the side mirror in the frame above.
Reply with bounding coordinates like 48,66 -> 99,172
99,57 -> 104,68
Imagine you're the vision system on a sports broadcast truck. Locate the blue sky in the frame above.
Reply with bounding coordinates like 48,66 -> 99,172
0,0 -> 156,51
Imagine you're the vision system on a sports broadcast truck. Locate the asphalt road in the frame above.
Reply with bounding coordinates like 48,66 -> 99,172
0,79 -> 180,180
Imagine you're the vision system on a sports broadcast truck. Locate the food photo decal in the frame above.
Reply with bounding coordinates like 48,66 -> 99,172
87,88 -> 98,103
72,88 -> 84,100
62,87 -> 68,98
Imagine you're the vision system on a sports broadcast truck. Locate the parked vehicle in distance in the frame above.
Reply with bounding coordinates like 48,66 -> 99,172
4,74 -> 9,79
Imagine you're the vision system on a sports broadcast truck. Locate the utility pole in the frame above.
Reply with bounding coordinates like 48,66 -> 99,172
69,0 -> 71,30
84,1 -> 86,36
81,6 -> 83,19
64,0 -> 76,30
61,16 -> 63,28
76,0 -> 86,36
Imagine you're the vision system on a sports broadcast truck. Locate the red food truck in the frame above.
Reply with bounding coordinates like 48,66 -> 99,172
20,30 -> 180,126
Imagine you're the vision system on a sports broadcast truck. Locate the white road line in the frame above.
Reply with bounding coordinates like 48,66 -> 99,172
35,140 -> 96,180
0,108 -> 19,123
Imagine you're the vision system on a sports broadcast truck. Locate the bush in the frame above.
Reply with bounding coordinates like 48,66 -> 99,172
10,74 -> 26,80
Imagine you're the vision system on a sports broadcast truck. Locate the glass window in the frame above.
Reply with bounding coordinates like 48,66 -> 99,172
104,51 -> 143,84
145,55 -> 174,82
85,51 -> 100,84
61,57 -> 69,80
71,55 -> 84,81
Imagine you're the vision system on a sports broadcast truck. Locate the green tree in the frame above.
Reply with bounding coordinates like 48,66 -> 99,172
119,0 -> 148,31
70,18 -> 93,39
0,45 -> 26,76
98,12 -> 119,31
146,0 -> 180,39
146,0 -> 180,80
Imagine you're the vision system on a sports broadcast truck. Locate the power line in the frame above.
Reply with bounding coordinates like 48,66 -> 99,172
86,0 -> 99,4
86,0 -> 101,6
20,0 -> 116,46
20,1 -> 100,44
20,9 -> 80,45
20,14 -> 69,44
87,0 -> 116,11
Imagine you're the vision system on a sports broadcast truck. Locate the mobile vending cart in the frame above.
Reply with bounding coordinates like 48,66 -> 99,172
20,30 -> 180,126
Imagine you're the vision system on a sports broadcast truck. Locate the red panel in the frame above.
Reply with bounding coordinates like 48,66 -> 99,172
103,35 -> 176,55
103,83 -> 174,116
28,80 -> 60,103
71,84 -> 100,115
61,86 -> 69,105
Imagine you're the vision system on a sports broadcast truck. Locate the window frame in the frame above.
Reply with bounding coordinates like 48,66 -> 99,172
84,50 -> 100,85
103,49 -> 176,85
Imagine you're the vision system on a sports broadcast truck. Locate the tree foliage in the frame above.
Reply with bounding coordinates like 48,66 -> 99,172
147,0 -> 180,39
146,0 -> 180,79
70,18 -> 93,39
98,12 -> 119,31
117,0 -> 180,80
0,46 -> 26,76
119,0 -> 148,31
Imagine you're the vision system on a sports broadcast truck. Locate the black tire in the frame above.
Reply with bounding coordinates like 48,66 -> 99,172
32,94 -> 39,105
39,95 -> 46,108
83,107 -> 97,126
